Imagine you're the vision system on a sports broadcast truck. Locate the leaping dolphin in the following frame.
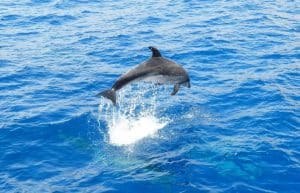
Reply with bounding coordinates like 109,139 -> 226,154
97,46 -> 190,105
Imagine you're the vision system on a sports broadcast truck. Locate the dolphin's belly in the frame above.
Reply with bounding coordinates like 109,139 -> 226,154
140,75 -> 185,84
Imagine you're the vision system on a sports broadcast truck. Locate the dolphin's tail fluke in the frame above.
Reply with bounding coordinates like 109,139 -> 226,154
96,89 -> 116,105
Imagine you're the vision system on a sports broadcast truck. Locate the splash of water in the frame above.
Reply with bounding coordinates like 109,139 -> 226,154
98,84 -> 169,146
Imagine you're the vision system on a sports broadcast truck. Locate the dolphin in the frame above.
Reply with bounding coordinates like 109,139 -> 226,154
97,46 -> 190,105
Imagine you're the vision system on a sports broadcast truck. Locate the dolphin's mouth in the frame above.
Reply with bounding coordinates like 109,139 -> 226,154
183,81 -> 191,88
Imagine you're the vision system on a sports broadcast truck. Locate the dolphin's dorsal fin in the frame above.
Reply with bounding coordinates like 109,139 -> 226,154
149,46 -> 162,57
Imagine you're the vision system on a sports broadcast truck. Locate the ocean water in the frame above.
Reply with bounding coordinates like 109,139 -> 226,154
0,0 -> 299,192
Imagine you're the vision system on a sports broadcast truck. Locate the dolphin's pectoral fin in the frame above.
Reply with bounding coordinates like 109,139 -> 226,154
171,84 -> 180,95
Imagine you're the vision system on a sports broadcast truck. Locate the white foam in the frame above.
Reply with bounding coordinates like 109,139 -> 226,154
98,84 -> 169,146
108,115 -> 167,146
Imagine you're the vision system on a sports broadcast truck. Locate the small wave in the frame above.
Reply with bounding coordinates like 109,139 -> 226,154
30,14 -> 76,25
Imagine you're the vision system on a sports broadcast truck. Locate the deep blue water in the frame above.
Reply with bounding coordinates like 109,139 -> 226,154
1,0 -> 300,192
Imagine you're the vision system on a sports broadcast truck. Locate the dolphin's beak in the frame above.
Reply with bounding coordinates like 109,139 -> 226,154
184,81 -> 191,88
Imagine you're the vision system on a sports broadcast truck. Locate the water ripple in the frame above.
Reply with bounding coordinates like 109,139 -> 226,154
0,0 -> 299,192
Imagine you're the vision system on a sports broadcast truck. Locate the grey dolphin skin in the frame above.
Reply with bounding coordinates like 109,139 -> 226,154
97,47 -> 190,105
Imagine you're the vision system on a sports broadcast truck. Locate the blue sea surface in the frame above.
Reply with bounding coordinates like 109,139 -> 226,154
0,0 -> 299,192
